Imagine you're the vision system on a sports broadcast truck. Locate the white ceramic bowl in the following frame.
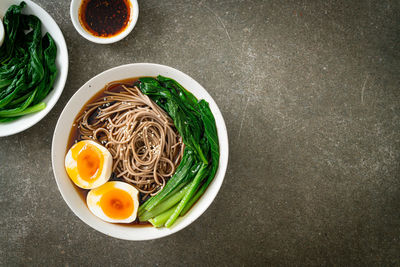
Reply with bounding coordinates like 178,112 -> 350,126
52,63 -> 229,240
0,0 -> 68,137
0,18 -> 4,47
70,0 -> 139,44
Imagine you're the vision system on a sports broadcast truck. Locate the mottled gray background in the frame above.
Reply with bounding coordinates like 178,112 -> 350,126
1,0 -> 399,266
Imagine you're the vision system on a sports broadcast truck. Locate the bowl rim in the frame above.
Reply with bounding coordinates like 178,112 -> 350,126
69,0 -> 139,44
0,17 -> 4,46
52,63 -> 229,240
0,0 -> 69,137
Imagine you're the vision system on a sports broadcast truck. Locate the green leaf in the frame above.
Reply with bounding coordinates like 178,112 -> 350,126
0,2 -> 57,122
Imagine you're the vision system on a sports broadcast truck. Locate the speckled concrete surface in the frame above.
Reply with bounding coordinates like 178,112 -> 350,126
1,0 -> 399,265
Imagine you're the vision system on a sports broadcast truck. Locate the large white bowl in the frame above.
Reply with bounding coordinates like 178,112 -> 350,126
52,63 -> 229,240
0,0 -> 69,137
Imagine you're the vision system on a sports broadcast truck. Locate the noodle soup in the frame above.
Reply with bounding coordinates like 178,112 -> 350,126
53,63 -> 228,238
64,73 -> 220,229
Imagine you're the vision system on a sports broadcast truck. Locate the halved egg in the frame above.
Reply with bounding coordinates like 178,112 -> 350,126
87,181 -> 139,223
65,140 -> 112,189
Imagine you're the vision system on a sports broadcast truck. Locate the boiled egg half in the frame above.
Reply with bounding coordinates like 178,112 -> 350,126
65,140 -> 112,189
87,181 -> 139,223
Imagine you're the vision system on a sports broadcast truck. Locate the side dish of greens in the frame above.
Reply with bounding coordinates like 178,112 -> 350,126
137,76 -> 220,227
0,2 -> 57,123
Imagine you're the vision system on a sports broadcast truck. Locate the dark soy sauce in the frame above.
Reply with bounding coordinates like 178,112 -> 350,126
79,0 -> 131,37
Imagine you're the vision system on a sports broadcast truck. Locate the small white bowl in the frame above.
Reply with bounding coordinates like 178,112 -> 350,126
52,63 -> 229,240
0,18 -> 4,47
70,0 -> 139,44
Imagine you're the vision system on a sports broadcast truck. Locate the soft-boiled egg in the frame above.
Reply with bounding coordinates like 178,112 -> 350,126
65,140 -> 112,189
87,181 -> 139,223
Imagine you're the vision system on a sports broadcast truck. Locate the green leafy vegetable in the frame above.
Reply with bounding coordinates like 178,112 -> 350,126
139,183 -> 191,222
181,100 -> 220,215
0,2 -> 57,122
138,76 -> 220,228
164,163 -> 208,227
148,206 -> 177,228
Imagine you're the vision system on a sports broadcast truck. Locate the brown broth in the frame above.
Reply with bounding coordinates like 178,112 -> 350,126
79,0 -> 131,38
68,77 -> 151,227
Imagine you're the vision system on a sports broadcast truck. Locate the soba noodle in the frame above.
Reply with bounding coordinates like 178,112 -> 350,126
75,83 -> 184,199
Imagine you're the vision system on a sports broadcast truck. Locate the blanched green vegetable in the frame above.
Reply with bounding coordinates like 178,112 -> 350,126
164,163 -> 208,227
148,206 -> 177,228
181,100 -> 220,215
138,76 -> 220,228
0,2 -> 58,121
139,183 -> 191,222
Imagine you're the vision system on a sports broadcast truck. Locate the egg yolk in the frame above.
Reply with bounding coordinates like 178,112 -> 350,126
77,146 -> 100,181
99,188 -> 134,219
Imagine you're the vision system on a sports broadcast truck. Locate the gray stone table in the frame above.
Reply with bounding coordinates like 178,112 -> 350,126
1,0 -> 399,265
